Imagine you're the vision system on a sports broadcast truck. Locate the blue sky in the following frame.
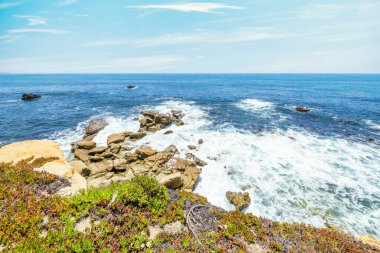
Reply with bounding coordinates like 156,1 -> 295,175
0,0 -> 379,73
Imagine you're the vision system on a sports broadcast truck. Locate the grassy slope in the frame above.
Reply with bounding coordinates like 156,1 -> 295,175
0,158 -> 378,253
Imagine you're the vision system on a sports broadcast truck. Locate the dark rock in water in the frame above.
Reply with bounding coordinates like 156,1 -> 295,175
296,106 -> 311,112
127,85 -> 136,89
164,130 -> 173,135
21,93 -> 41,101
366,137 -> 375,142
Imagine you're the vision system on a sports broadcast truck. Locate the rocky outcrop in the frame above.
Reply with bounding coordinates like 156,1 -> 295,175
84,118 -> 108,140
107,133 -> 125,145
127,85 -> 136,89
21,93 -> 41,101
0,140 -> 87,196
138,110 -> 185,133
357,236 -> 380,249
296,106 -> 310,113
226,191 -> 251,211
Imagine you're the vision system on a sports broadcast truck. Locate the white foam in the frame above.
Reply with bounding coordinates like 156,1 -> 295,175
363,119 -> 380,131
49,121 -> 87,160
235,98 -> 275,113
50,99 -> 380,239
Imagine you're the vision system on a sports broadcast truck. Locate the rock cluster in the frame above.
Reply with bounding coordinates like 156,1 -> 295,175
70,109 -> 201,191
139,110 -> 184,133
226,191 -> 251,211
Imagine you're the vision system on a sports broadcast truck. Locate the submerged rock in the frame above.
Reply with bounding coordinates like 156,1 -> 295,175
226,191 -> 251,211
295,106 -> 311,112
127,85 -> 136,89
21,93 -> 41,101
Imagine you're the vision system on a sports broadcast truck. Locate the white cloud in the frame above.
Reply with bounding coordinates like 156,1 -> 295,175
0,2 -> 21,9
8,28 -> 68,34
88,28 -> 288,47
14,15 -> 47,26
126,3 -> 241,13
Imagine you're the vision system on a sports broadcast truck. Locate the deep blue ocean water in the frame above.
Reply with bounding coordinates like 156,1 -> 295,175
0,74 -> 379,238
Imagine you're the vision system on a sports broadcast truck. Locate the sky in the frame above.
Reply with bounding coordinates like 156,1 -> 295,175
0,0 -> 380,73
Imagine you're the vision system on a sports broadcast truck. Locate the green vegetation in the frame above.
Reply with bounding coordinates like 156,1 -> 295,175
0,158 -> 378,252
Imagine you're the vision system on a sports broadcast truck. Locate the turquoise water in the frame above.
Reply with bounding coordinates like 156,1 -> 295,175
0,74 -> 379,238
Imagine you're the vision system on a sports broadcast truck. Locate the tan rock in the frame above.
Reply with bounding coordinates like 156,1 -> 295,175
89,156 -> 104,162
76,140 -> 96,149
107,133 -> 125,145
57,171 -> 87,197
188,145 -> 196,150
146,124 -> 165,132
129,161 -> 150,176
70,160 -> 90,177
109,144 -> 121,154
86,118 -> 108,136
158,172 -> 183,189
100,151 -> 114,158
88,146 -> 107,155
154,114 -> 172,125
87,159 -> 113,176
141,110 -> 157,119
168,158 -> 201,191
113,159 -> 128,171
129,131 -> 147,141
0,140 -> 74,179
74,149 -> 90,162
174,119 -> 184,126
226,191 -> 251,211
135,146 -> 157,159
139,117 -> 153,127
185,153 -> 207,166
145,152 -> 173,166
125,152 -> 138,163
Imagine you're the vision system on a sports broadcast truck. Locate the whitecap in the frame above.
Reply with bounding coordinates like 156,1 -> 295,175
235,98 -> 275,113
363,119 -> 380,131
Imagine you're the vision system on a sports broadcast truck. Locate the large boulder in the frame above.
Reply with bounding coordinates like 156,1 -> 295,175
87,159 -> 113,177
88,146 -> 107,155
70,160 -> 90,177
21,93 -> 41,101
85,118 -> 108,136
0,140 -> 87,196
129,132 -> 147,141
74,149 -> 90,163
76,140 -> 96,150
167,158 -> 201,191
158,172 -> 183,189
226,191 -> 251,211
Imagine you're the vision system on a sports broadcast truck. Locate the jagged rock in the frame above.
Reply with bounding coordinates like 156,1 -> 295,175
146,123 -> 165,132
87,159 -> 113,177
88,146 -> 107,155
171,110 -> 184,119
74,149 -> 90,162
21,93 -> 41,101
70,160 -> 90,177
125,152 -> 138,163
139,117 -> 153,127
164,145 -> 179,155
107,133 -> 125,145
185,153 -> 207,166
76,140 -> 96,150
75,217 -> 91,233
145,152 -> 173,166
86,118 -> 108,136
163,221 -> 183,234
226,191 -> 251,211
296,106 -> 310,112
158,172 -> 183,189
113,159 -> 128,172
141,110 -> 157,119
188,145 -> 196,150
154,114 -> 172,125
135,146 -> 157,159
168,158 -> 201,191
109,144 -> 121,154
164,130 -> 173,135
129,132 -> 147,141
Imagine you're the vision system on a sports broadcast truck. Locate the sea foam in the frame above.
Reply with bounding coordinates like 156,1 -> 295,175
50,99 -> 380,239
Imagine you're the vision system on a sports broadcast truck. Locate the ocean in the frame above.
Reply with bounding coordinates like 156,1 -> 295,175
0,74 -> 379,239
